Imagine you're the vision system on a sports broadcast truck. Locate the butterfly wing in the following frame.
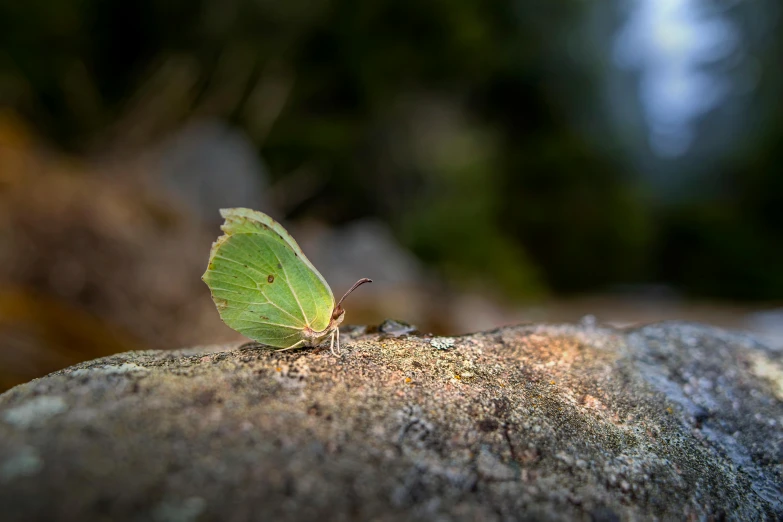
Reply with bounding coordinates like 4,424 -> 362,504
202,209 -> 335,348
218,208 -> 334,299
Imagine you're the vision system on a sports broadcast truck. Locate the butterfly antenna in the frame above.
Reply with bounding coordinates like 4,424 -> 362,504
336,278 -> 372,309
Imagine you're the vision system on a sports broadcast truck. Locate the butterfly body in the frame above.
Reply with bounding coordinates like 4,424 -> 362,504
300,310 -> 344,347
202,208 -> 369,354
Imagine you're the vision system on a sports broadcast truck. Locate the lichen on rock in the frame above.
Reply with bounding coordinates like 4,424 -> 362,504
0,322 -> 781,521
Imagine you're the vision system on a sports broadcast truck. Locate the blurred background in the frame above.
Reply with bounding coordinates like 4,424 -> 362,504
1,0 -> 782,391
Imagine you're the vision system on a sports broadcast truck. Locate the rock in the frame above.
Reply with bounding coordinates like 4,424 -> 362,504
746,308 -> 783,351
295,219 -> 428,295
0,321 -> 781,521
0,156 -> 241,390
291,219 -> 436,329
377,319 -> 419,337
151,120 -> 273,225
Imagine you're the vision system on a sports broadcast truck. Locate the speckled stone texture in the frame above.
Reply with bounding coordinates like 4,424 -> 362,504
0,322 -> 781,521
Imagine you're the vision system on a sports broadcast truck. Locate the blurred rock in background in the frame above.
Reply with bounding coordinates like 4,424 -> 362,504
0,115 -> 242,390
148,119 -> 274,225
293,218 -> 436,328
746,308 -> 783,352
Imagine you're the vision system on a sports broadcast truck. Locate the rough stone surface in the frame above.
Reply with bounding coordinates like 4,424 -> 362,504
1,321 -> 782,521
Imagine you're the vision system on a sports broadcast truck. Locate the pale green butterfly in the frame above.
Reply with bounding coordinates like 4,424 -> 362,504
202,208 -> 371,355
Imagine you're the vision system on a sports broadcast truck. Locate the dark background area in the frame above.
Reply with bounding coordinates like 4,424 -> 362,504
1,0 -> 781,390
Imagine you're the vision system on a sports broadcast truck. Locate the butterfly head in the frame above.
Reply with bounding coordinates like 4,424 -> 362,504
330,307 -> 346,331
332,306 -> 346,322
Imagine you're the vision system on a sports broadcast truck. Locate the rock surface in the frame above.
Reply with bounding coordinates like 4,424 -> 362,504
1,322 -> 782,521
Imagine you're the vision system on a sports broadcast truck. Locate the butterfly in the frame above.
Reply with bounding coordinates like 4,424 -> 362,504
202,208 -> 371,355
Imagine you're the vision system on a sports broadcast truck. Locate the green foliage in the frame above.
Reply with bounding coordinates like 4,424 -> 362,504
659,122 -> 783,300
2,0 -> 782,300
397,119 -> 545,298
659,204 -> 783,300
501,132 -> 654,292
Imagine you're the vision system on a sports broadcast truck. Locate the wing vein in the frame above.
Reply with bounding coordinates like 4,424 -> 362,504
213,254 -> 270,282
207,288 -> 268,302
207,278 -> 260,292
300,256 -> 322,329
234,320 -> 303,330
259,296 -> 306,327
243,234 -> 308,326
267,243 -> 309,326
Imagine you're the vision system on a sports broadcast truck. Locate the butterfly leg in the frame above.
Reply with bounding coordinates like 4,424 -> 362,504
329,329 -> 340,357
